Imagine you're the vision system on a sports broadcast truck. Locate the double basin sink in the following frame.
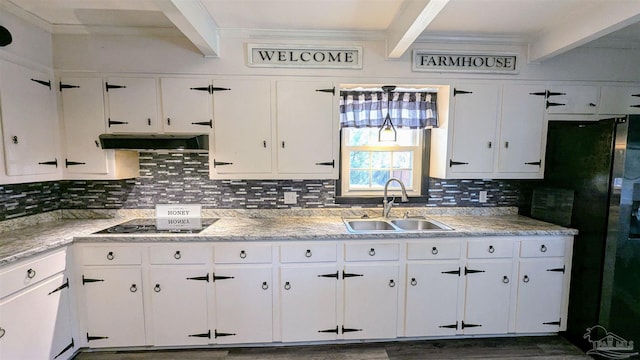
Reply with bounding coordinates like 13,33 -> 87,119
343,217 -> 453,233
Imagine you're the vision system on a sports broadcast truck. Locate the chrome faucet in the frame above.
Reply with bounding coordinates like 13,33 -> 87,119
382,177 -> 409,218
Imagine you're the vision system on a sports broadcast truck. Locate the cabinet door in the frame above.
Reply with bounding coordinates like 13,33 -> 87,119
60,76 -> 109,175
213,265 -> 272,344
280,264 -> 338,342
343,263 -> 399,340
160,78 -> 214,133
449,84 -> 500,174
0,60 -> 59,176
0,274 -> 74,360
599,86 -> 640,115
405,262 -> 460,336
211,79 -> 272,175
515,258 -> 565,333
463,260 -> 513,334
546,85 -> 599,114
81,267 -> 145,347
105,77 -> 158,133
276,81 -> 336,177
149,267 -> 210,346
498,85 -> 546,174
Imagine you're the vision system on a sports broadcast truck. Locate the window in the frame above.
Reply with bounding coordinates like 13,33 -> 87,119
338,86 -> 438,199
341,127 -> 424,197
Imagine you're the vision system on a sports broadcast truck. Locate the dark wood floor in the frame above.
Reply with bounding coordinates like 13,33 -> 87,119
72,336 -> 592,360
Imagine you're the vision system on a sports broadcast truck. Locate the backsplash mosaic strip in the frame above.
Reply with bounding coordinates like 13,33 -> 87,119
0,152 -> 540,221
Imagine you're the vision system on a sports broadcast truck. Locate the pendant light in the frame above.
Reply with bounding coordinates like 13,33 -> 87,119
379,85 -> 397,142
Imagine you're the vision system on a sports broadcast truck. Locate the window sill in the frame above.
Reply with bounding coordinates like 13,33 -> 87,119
334,196 -> 430,205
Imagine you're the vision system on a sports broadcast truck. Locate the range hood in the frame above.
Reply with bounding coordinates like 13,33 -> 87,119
99,134 -> 209,152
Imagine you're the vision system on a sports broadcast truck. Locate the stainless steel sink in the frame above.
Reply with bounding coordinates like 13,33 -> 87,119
390,218 -> 452,231
343,217 -> 452,233
345,219 -> 397,232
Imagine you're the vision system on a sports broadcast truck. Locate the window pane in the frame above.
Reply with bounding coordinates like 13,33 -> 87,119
349,151 -> 370,169
392,170 -> 413,188
371,170 -> 390,187
371,152 -> 391,169
393,151 -> 413,168
350,170 -> 370,187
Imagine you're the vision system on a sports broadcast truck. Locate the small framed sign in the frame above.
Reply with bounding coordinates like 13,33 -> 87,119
247,44 -> 363,69
413,50 -> 518,74
155,204 -> 202,218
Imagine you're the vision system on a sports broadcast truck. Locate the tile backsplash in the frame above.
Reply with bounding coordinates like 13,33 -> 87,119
0,152 -> 539,221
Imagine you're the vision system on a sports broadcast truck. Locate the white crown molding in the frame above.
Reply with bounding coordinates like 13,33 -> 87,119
414,32 -> 530,46
0,0 -> 53,33
218,28 -> 387,42
51,24 -> 183,37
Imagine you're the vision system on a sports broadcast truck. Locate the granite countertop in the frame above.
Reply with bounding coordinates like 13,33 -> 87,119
0,208 -> 578,266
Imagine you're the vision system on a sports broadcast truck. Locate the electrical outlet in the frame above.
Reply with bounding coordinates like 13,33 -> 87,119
479,190 -> 488,203
284,192 -> 297,204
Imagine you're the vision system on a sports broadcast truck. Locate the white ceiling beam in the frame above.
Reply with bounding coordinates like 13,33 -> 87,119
156,0 -> 219,58
386,0 -> 450,59
529,2 -> 640,63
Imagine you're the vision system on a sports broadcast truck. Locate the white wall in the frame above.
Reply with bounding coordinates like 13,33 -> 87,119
0,10 -> 53,70
52,32 -> 640,84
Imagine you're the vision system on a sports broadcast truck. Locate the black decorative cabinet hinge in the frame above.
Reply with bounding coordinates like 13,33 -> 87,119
186,274 -> 210,282
315,160 -> 335,168
214,329 -> 236,338
439,321 -> 458,329
461,321 -> 481,329
65,159 -> 86,168
59,82 -> 80,91
318,326 -> 339,334
38,159 -> 58,168
105,82 -> 126,92
453,88 -> 472,96
30,78 -> 51,90
316,87 -> 335,95
54,338 -> 74,359
449,159 -> 469,167
341,325 -> 362,333
86,333 -> 108,342
441,267 -> 461,276
48,278 -> 69,295
188,330 -> 211,339
191,120 -> 213,128
543,318 -> 561,326
82,275 -> 104,285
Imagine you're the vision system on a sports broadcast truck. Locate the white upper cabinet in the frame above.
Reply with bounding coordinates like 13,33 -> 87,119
276,81 -> 337,177
545,85 -> 600,114
210,79 -> 272,176
599,85 -> 640,115
59,76 -> 139,179
448,84 -> 500,175
0,60 -> 60,178
210,78 -> 338,180
160,77 -> 215,133
497,84 -> 546,175
104,77 -> 159,133
431,83 -> 547,179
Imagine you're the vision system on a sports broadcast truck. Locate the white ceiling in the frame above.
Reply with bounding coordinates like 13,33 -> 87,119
2,0 -> 640,62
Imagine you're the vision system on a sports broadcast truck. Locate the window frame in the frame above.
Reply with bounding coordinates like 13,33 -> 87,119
336,128 -> 431,202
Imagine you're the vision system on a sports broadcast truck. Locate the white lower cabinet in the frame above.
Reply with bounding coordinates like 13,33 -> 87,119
343,263 -> 399,340
405,261 -> 461,336
213,264 -> 273,344
149,267 -> 210,346
515,259 -> 565,333
280,264 -> 339,342
81,267 -> 145,347
462,260 -> 514,334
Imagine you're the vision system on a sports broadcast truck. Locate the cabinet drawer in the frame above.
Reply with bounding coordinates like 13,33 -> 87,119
467,238 -> 514,258
0,249 -> 67,299
149,245 -> 210,264
344,243 -> 399,261
407,239 -> 461,260
520,238 -> 565,257
280,243 -> 337,263
82,246 -> 141,265
214,244 -> 272,264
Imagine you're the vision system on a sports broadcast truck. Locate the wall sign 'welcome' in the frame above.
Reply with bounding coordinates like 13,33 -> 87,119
413,51 -> 518,74
247,44 -> 363,69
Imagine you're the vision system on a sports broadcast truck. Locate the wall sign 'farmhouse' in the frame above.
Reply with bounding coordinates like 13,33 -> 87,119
413,51 -> 518,74
247,44 -> 363,69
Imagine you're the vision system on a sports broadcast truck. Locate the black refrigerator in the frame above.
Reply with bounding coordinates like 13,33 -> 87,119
541,115 -> 640,355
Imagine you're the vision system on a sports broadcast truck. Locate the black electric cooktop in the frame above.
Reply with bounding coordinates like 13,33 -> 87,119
94,218 -> 218,234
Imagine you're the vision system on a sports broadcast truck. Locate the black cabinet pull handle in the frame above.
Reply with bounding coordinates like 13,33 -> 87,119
262,281 -> 269,290
305,249 -> 312,258
284,281 -> 291,290
11,136 -> 18,144
95,140 -> 100,148
502,276 -> 510,284
431,246 -> 438,255
389,279 -> 396,287
523,275 -> 530,283
130,284 -> 138,292
27,268 -> 36,279
410,278 -> 417,286
281,141 -> 285,149
239,250 -> 247,259
174,251 -> 181,260
106,251 -> 114,260
263,140 -> 267,148
154,284 -> 161,292
167,118 -> 171,126
0,327 -> 5,339
369,248 -> 376,256
147,118 -> 151,126
540,244 -> 547,253
488,245 -> 495,253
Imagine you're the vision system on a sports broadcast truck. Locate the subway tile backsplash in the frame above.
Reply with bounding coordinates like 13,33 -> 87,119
0,152 -> 538,221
